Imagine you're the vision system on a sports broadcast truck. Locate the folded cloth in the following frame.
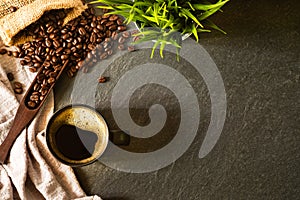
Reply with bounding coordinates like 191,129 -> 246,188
0,42 -> 102,200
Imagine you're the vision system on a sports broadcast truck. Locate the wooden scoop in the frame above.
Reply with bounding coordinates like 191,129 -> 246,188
0,60 -> 69,164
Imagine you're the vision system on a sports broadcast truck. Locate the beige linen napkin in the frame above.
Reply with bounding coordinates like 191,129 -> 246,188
0,43 -> 102,200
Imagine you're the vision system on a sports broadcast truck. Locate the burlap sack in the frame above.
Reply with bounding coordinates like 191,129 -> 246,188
0,0 -> 88,45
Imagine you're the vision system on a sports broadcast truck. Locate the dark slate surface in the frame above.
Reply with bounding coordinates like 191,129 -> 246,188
54,0 -> 300,199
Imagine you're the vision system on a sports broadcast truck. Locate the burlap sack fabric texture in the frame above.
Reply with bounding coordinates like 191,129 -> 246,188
0,0 -> 87,45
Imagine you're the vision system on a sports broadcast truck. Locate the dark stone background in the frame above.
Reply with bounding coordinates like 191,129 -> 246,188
54,0 -> 300,199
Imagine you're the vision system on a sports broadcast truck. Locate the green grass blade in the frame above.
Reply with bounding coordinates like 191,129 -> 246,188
160,41 -> 166,58
151,40 -> 161,58
187,2 -> 195,11
180,8 -> 204,28
191,23 -> 199,42
204,20 -> 227,34
193,0 -> 229,11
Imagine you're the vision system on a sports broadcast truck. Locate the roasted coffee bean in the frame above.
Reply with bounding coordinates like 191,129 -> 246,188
7,73 -> 14,81
45,39 -> 52,47
64,49 -> 71,54
100,52 -> 108,60
78,27 -> 86,35
47,26 -> 54,33
27,101 -> 36,108
109,15 -> 118,21
9,6 -> 18,12
30,94 -> 39,101
53,40 -> 60,48
102,14 -> 110,19
14,88 -> 23,94
116,18 -> 123,25
88,44 -> 96,51
82,66 -> 88,73
34,63 -> 41,68
117,25 -> 126,31
132,36 -> 140,42
70,66 -> 77,73
111,32 -> 119,40
118,44 -> 125,51
107,49 -> 113,56
20,60 -> 27,66
49,72 -> 57,77
67,70 -> 74,78
118,36 -> 126,44
61,54 -> 69,60
33,83 -> 40,91
127,46 -> 135,52
76,44 -> 83,49
47,77 -> 56,84
108,25 -> 117,31
24,55 -> 31,62
12,51 -> 19,58
0,49 -> 7,55
90,33 -> 96,43
98,76 -> 107,83
49,33 -> 56,39
34,55 -> 43,63
29,67 -> 37,73
51,56 -> 58,63
43,61 -> 51,68
122,31 -> 130,38
91,21 -> 97,28
14,81 -> 22,89
56,47 -> 63,54
105,21 -> 115,27
39,95 -> 45,101
96,24 -> 104,31
40,89 -> 48,96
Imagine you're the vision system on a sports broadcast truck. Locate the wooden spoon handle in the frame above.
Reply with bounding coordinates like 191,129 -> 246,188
0,106 -> 37,163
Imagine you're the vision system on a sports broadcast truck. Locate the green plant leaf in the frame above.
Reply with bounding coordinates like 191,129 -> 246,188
191,23 -> 199,42
204,19 -> 227,34
198,0 -> 229,21
192,0 -> 229,11
160,40 -> 166,58
180,8 -> 204,28
153,3 -> 160,25
151,40 -> 161,58
187,2 -> 195,11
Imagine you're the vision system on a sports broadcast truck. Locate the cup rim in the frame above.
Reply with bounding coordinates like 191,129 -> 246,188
46,104 -> 109,167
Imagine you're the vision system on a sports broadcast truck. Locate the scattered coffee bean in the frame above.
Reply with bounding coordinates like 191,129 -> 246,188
14,81 -> 22,89
118,44 -> 125,51
7,73 -> 14,81
127,46 -> 135,52
0,49 -> 7,55
9,6 -> 18,12
27,101 -> 36,108
14,88 -> 23,94
98,76 -> 107,83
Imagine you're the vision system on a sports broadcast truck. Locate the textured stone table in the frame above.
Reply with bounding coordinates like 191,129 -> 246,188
54,0 -> 300,199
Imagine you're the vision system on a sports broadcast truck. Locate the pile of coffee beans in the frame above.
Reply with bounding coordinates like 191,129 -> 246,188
0,7 -> 137,109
